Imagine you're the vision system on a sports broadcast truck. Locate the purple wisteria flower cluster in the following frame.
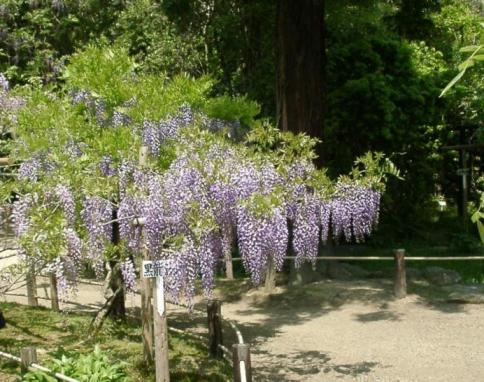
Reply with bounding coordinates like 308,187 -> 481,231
11,84 -> 385,306
120,258 -> 136,294
70,89 -> 132,127
18,154 -> 56,182
110,136 -> 383,303
0,72 -> 26,130
81,197 -> 113,278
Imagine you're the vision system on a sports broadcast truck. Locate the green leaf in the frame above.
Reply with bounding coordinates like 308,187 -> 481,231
458,59 -> 474,71
439,69 -> 466,97
477,220 -> 484,244
459,45 -> 482,53
471,211 -> 484,223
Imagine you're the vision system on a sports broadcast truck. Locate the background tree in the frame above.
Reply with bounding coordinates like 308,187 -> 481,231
1,0 -> 482,248
276,0 -> 325,162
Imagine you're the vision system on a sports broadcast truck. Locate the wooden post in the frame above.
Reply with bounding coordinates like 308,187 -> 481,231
20,347 -> 37,374
4,204 -> 12,237
26,263 -> 38,307
141,237 -> 154,365
225,252 -> 234,280
153,276 -> 170,382
207,300 -> 223,358
264,258 -> 276,293
232,344 -> 252,382
49,272 -> 59,312
138,146 -> 154,365
394,249 -> 407,299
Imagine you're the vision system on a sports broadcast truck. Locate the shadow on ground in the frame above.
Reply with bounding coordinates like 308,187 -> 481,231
203,276 -> 474,380
251,349 -> 379,381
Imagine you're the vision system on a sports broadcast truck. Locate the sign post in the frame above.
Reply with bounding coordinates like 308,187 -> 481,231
143,261 -> 170,382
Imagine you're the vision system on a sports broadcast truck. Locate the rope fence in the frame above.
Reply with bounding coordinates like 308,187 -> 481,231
232,255 -> 484,261
0,348 -> 80,382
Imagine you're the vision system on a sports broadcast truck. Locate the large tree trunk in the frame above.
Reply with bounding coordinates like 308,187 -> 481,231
276,0 -> 326,164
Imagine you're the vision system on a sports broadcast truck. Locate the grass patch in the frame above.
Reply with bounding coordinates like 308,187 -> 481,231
0,302 -> 231,381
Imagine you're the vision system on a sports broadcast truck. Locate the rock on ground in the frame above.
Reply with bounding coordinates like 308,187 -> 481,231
423,266 -> 461,286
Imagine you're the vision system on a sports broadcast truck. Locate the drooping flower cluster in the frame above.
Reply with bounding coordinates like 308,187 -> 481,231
293,195 -> 321,267
18,154 -> 55,182
236,205 -> 288,284
0,73 -> 25,129
70,89 -> 108,126
12,194 -> 35,239
120,258 -> 136,294
10,81 -> 387,306
80,197 -> 112,277
330,184 -> 381,243
118,195 -> 142,251
52,228 -> 83,300
55,184 -> 76,225
99,155 -> 117,177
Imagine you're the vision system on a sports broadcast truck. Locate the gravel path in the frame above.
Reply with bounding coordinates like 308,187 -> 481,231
217,280 -> 484,382
2,250 -> 484,382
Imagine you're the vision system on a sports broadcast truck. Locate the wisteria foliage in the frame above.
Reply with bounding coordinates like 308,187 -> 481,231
5,60 -> 395,306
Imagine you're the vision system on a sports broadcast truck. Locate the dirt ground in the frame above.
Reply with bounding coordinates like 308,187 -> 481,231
216,279 -> 484,382
2,252 -> 484,382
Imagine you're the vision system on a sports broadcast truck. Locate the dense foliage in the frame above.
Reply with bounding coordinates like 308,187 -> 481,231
1,46 -> 397,305
23,346 -> 130,382
0,0 -> 482,249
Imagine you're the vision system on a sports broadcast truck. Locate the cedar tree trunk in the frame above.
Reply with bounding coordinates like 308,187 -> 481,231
276,0 -> 326,164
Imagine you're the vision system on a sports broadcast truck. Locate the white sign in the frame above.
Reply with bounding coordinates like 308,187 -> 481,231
155,276 -> 165,316
142,260 -> 166,315
142,260 -> 164,278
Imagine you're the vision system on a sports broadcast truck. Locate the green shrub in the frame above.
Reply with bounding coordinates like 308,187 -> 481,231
22,346 -> 130,382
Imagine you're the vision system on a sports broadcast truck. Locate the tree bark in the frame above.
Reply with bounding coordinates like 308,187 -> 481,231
90,262 -> 123,336
49,272 -> 60,312
276,0 -> 326,164
90,286 -> 123,337
110,208 -> 125,318
26,262 -> 38,307
0,310 -> 5,329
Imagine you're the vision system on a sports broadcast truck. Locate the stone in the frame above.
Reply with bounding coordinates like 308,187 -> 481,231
406,267 -> 424,280
445,285 -> 484,304
423,266 -> 461,286
326,262 -> 370,280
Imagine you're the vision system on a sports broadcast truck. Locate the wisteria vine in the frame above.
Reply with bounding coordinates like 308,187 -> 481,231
4,69 -> 394,307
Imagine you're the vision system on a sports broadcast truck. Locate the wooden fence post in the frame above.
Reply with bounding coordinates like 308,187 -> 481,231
207,300 -> 223,358
225,252 -> 234,280
394,249 -> 407,299
141,241 -> 154,365
232,344 -> 252,382
153,276 -> 170,382
26,263 -> 38,307
264,258 -> 276,293
138,146 -> 154,365
20,347 -> 37,374
49,272 -> 59,312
